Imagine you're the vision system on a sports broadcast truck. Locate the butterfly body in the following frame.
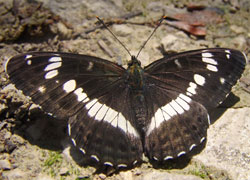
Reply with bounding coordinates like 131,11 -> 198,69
5,48 -> 246,168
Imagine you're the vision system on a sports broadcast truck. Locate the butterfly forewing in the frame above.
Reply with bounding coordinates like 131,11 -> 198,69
144,48 -> 246,108
6,52 -> 124,118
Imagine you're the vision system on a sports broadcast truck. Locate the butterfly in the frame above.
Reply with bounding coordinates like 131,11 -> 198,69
5,47 -> 246,168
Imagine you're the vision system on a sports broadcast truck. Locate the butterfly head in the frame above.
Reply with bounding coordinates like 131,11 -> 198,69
127,56 -> 141,67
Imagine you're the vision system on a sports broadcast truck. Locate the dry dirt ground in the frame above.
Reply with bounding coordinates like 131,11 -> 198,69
0,0 -> 249,180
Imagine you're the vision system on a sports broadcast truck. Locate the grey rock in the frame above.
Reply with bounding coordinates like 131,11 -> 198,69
59,167 -> 69,176
195,107 -> 250,180
99,173 -> 107,179
0,159 -> 12,170
139,171 -> 202,180
3,168 -> 27,179
4,131 -> 11,139
112,24 -> 133,37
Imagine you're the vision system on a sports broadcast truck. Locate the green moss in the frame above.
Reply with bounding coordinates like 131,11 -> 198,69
189,169 -> 207,179
43,151 -> 63,177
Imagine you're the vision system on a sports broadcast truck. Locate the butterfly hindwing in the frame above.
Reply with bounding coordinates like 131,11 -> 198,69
69,83 -> 143,167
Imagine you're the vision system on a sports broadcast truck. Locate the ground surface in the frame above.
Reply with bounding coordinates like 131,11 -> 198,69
0,0 -> 249,180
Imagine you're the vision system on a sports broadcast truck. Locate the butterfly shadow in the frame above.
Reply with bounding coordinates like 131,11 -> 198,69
11,106 -> 68,152
208,92 -> 240,125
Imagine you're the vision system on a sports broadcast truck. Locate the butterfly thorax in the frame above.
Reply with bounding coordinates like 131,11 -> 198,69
126,56 -> 144,90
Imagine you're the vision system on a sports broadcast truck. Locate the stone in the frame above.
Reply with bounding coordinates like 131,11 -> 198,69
230,25 -> 246,34
112,24 -> 134,37
3,168 -> 27,179
0,159 -> 12,170
140,171 -> 202,180
195,107 -> 250,180
161,34 -> 178,48
59,167 -> 69,176
99,173 -> 106,179
120,171 -> 134,180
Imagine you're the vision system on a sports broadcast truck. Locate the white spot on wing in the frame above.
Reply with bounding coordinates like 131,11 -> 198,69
68,124 -> 71,136
187,82 -> 197,95
104,162 -> 113,166
177,151 -> 186,157
111,115 -> 118,127
220,77 -> 225,84
162,104 -> 177,117
79,148 -> 86,154
118,164 -> 127,168
200,137 -> 206,143
86,62 -> 94,71
25,55 -> 33,59
147,116 -> 156,135
153,156 -> 158,161
225,50 -> 231,59
206,64 -> 218,72
45,70 -> 58,79
207,114 -> 211,125
48,56 -> 62,62
175,97 -> 190,111
186,92 -> 192,96
170,100 -> 184,114
194,74 -> 205,86
147,93 -> 192,135
174,59 -> 182,68
126,119 -> 139,137
104,107 -> 118,123
189,144 -> 197,151
74,88 -> 89,102
44,62 -> 62,71
87,101 -> 102,117
117,113 -> 127,132
154,109 -> 165,127
85,99 -> 98,110
179,93 -> 191,103
27,60 -> 32,65
63,79 -> 76,93
71,138 -> 76,146
85,99 -> 139,137
91,155 -> 99,162
202,52 -> 213,58
38,86 -> 46,93
202,57 -> 218,65
95,104 -> 109,120
164,156 -> 173,160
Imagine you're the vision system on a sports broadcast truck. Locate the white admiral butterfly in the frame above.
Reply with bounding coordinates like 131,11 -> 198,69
4,18 -> 247,169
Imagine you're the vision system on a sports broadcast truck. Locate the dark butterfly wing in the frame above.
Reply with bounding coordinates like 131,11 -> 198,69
5,52 -> 142,167
143,48 -> 246,161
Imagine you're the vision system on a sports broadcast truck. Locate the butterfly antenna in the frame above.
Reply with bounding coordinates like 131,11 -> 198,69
136,16 -> 165,59
96,16 -> 132,57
